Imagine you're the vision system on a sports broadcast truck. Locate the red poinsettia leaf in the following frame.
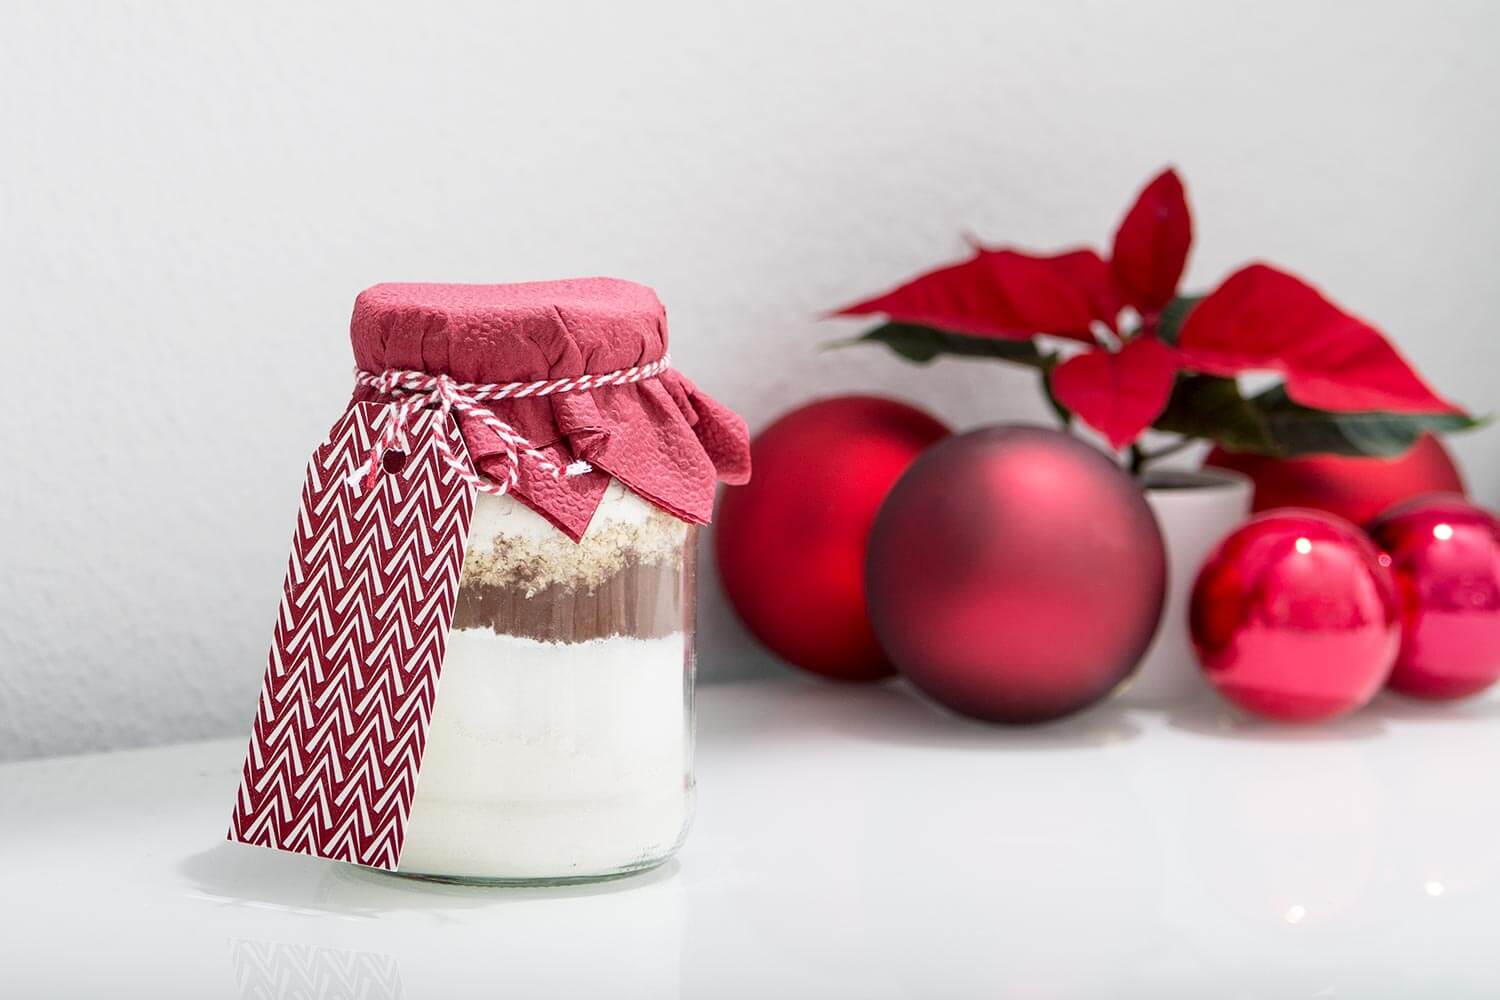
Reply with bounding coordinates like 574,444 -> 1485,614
836,247 -> 1115,343
1176,263 -> 1460,414
1049,335 -> 1180,450
1110,168 -> 1192,316
1045,248 -> 1123,333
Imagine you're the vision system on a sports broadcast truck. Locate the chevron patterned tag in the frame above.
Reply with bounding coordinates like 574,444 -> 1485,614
228,403 -> 475,870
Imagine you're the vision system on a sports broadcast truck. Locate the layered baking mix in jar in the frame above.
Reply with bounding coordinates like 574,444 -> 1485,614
349,279 -> 750,883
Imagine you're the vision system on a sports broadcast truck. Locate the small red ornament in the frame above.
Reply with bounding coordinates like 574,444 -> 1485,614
1368,495 -> 1500,700
715,396 -> 949,681
1190,509 -> 1401,722
1204,433 -> 1464,527
864,426 -> 1166,723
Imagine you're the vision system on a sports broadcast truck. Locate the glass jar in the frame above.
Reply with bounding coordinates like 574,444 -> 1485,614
396,479 -> 697,884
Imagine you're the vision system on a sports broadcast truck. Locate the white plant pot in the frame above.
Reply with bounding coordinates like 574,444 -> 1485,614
1117,468 -> 1253,707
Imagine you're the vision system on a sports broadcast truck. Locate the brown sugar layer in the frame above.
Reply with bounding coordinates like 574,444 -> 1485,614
461,490 -> 689,595
453,557 -> 684,643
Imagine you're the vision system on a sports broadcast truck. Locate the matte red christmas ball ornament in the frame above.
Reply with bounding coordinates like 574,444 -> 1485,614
1368,494 -> 1500,700
864,425 -> 1166,723
1190,509 -> 1401,722
1204,433 -> 1464,527
716,396 -> 950,681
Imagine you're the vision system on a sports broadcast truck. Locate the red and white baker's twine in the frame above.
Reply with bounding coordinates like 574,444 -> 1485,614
351,355 -> 671,494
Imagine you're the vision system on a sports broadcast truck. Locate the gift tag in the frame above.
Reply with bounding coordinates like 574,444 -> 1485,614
229,403 -> 475,870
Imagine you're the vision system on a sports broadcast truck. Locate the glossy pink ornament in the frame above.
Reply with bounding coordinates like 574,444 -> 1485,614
1190,509 -> 1400,722
1368,494 -> 1500,700
865,425 -> 1166,723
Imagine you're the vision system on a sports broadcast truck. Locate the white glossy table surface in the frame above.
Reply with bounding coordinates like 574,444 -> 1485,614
4,677 -> 1499,999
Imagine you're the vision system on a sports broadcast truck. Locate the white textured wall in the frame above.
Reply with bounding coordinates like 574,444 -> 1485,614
2,0 -> 1496,760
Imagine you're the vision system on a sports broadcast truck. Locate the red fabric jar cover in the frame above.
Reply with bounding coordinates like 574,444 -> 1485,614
350,279 -> 751,541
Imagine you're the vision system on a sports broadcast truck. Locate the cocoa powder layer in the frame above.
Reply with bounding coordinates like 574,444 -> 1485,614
453,557 -> 686,643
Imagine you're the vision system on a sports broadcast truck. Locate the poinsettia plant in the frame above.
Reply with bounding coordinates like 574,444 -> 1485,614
832,168 -> 1477,473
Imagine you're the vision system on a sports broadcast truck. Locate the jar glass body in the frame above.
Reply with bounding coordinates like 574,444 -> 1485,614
396,481 -> 696,884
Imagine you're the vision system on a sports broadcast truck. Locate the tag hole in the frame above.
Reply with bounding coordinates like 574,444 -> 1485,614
383,450 -> 408,474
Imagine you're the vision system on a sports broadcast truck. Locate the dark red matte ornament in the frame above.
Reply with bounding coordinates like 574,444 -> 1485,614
1190,509 -> 1401,722
864,425 -> 1166,723
1368,495 -> 1500,700
715,396 -> 950,682
1204,433 -> 1465,527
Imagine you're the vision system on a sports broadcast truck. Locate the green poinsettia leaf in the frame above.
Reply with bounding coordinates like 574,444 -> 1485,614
1154,294 -> 1203,346
1249,385 -> 1481,458
829,322 -> 1049,368
1152,374 -> 1276,453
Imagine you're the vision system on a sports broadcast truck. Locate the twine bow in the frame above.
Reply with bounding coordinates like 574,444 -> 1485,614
350,355 -> 671,495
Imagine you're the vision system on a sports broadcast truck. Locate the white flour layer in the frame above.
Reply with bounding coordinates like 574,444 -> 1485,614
399,628 -> 692,880
466,478 -> 659,547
